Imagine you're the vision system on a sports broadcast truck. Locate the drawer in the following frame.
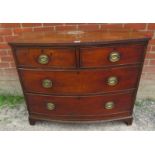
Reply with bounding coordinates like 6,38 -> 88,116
20,66 -> 140,95
15,48 -> 76,68
80,44 -> 146,68
26,92 -> 134,116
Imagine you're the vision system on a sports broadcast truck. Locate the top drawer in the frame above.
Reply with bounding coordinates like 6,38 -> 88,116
14,48 -> 76,68
80,43 -> 146,68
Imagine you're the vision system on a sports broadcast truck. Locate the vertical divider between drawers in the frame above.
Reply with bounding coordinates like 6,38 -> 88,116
75,47 -> 80,69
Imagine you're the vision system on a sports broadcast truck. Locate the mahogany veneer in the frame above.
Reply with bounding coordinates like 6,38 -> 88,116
15,48 -> 76,68
26,91 -> 134,116
20,66 -> 140,95
9,29 -> 151,126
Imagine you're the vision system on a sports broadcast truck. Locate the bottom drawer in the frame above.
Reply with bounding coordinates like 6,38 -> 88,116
26,91 -> 135,117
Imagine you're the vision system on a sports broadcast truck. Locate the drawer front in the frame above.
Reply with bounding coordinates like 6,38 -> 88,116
26,92 -> 134,116
15,48 -> 76,68
80,44 -> 146,68
20,66 -> 140,95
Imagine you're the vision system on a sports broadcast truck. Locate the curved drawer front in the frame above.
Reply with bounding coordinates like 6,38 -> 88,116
26,92 -> 134,116
20,66 -> 140,95
80,43 -> 146,68
15,48 -> 76,68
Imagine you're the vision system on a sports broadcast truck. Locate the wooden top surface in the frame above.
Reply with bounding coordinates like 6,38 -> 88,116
9,29 -> 151,46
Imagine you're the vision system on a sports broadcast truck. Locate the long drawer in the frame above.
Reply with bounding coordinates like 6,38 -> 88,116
26,91 -> 135,116
20,65 -> 140,95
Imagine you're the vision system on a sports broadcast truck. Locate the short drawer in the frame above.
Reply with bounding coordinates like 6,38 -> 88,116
20,66 -> 140,95
15,47 -> 76,68
26,92 -> 134,116
80,43 -> 146,68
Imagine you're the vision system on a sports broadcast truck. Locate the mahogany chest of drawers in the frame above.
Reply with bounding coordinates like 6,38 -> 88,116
9,29 -> 150,126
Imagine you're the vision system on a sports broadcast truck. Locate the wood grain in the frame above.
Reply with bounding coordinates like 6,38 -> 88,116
8,29 -> 150,125
26,91 -> 134,116
8,29 -> 150,46
80,43 -> 146,68
19,66 -> 140,95
15,47 -> 76,68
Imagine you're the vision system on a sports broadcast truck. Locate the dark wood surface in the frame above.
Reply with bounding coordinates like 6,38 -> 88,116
15,47 -> 76,68
20,66 -> 140,95
80,43 -> 146,68
9,29 -> 151,125
14,43 -> 146,69
26,91 -> 134,116
8,29 -> 150,46
29,113 -> 133,125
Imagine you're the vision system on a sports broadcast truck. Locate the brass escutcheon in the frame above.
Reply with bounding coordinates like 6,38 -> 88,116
38,54 -> 49,64
105,101 -> 115,110
107,76 -> 118,86
46,103 -> 55,110
42,79 -> 53,88
109,51 -> 120,62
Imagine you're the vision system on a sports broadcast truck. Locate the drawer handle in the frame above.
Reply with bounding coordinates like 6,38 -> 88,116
42,79 -> 53,88
109,51 -> 120,62
38,54 -> 49,64
107,76 -> 118,86
46,103 -> 55,110
105,101 -> 115,110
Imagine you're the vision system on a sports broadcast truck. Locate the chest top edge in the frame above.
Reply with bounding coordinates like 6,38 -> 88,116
9,39 -> 150,48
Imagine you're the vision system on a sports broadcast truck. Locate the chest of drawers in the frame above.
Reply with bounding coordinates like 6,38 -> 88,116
9,30 -> 150,126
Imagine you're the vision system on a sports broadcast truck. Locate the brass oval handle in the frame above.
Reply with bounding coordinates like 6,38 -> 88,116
46,103 -> 55,110
105,101 -> 115,110
109,51 -> 120,62
42,79 -> 53,88
38,54 -> 49,64
107,76 -> 118,86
